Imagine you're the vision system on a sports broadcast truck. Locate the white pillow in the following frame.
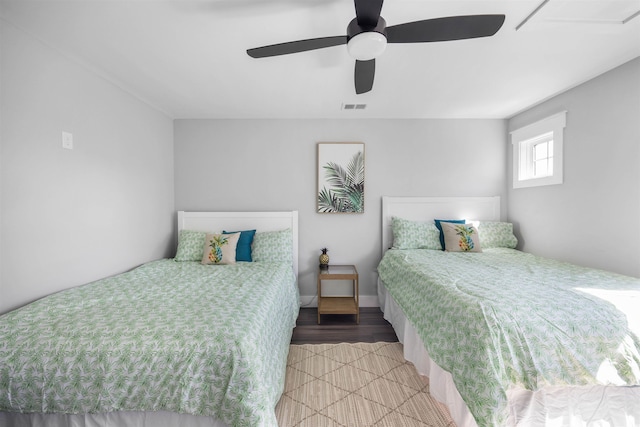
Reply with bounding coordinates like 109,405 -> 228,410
441,222 -> 482,253
201,232 -> 241,265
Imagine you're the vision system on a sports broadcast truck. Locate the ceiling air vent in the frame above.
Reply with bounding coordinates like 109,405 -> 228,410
342,103 -> 367,110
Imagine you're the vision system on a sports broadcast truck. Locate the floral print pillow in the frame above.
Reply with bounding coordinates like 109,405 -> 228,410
252,229 -> 293,263
391,217 -> 442,250
175,230 -> 207,261
476,221 -> 518,249
441,222 -> 482,252
201,233 -> 241,265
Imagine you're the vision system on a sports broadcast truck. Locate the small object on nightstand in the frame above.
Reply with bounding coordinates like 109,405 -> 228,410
319,247 -> 330,269
317,264 -> 359,324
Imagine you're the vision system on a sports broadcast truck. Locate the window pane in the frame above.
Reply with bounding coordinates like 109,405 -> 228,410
534,142 -> 548,160
534,157 -> 553,178
534,159 -> 549,177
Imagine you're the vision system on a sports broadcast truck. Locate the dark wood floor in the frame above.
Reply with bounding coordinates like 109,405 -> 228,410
290,307 -> 399,344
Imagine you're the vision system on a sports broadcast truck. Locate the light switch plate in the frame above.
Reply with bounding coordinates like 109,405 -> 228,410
62,131 -> 73,150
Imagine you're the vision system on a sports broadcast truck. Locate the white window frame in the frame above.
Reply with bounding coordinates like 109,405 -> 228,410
511,111 -> 566,189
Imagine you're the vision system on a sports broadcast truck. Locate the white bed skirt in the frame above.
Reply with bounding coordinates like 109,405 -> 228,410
0,411 -> 230,427
378,279 -> 640,427
378,279 -> 479,427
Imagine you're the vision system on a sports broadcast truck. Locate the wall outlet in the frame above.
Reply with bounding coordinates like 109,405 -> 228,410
62,131 -> 73,150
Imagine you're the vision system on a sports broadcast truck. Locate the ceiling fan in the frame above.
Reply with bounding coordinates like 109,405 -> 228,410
246,0 -> 505,95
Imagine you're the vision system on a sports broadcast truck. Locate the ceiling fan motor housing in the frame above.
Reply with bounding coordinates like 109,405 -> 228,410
347,17 -> 388,61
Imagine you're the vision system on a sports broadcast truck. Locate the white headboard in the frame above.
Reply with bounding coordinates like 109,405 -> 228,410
177,211 -> 299,279
381,196 -> 501,256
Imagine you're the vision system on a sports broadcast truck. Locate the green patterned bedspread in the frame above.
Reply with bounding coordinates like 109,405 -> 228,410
378,248 -> 640,427
0,259 -> 299,427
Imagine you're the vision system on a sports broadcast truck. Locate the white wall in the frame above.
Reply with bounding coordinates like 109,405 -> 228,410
0,21 -> 175,313
507,58 -> 640,277
174,119 -> 507,305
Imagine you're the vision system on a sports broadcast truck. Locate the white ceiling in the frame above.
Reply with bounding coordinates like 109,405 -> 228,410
2,0 -> 639,119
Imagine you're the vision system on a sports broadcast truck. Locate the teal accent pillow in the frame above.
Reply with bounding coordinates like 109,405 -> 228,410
434,219 -> 465,250
175,230 -> 206,261
391,217 -> 442,250
476,221 -> 518,249
252,229 -> 293,263
223,229 -> 256,262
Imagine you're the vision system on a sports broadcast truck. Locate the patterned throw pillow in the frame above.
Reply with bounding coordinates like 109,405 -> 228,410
441,222 -> 482,252
434,219 -> 466,250
476,221 -> 518,249
391,217 -> 442,250
175,230 -> 207,261
201,233 -> 241,265
252,229 -> 293,263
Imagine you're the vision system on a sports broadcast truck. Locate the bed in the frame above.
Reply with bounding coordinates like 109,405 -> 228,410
377,197 -> 640,427
0,210 -> 299,427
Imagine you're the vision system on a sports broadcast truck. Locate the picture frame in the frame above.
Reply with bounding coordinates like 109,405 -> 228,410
317,142 -> 365,213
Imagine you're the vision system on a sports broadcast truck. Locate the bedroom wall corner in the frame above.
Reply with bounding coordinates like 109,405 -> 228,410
0,21 -> 175,314
507,57 -> 640,277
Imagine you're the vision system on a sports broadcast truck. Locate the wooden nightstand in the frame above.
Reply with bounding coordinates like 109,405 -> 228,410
317,265 -> 359,324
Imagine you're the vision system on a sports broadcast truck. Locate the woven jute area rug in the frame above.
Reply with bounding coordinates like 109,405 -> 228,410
275,342 -> 456,426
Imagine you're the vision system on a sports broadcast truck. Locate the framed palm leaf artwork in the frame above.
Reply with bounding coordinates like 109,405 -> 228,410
317,142 -> 365,213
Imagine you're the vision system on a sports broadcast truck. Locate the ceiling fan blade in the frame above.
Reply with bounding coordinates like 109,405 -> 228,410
354,0 -> 384,28
386,15 -> 505,43
247,35 -> 347,58
354,59 -> 375,94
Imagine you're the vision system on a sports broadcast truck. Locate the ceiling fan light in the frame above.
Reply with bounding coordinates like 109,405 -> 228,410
347,31 -> 387,61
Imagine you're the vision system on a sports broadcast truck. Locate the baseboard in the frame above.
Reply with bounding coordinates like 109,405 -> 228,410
299,295 -> 379,308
